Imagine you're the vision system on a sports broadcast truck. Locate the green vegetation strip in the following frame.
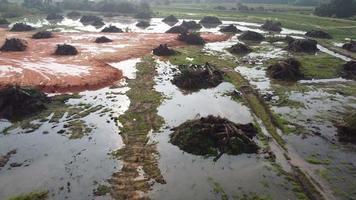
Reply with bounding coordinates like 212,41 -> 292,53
7,191 -> 48,200
109,56 -> 165,199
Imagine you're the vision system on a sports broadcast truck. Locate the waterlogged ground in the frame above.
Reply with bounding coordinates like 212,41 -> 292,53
0,14 -> 356,200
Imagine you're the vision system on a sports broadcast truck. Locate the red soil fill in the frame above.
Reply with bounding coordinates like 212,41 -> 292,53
0,29 -> 230,93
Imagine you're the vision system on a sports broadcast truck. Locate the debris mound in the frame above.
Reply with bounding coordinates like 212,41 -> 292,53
0,38 -> 27,51
166,26 -> 187,34
305,30 -> 332,39
80,15 -> 103,24
342,41 -> 356,52
136,21 -> 150,28
0,87 -> 49,121
219,24 -> 241,33
170,115 -> 259,157
46,13 -> 64,20
0,150 -> 16,168
238,31 -> 265,42
336,113 -> 356,143
67,11 -> 81,18
199,16 -> 222,24
181,20 -> 202,30
267,58 -> 303,81
10,23 -> 35,32
0,18 -> 9,25
101,25 -> 123,33
54,44 -> 78,55
228,43 -> 252,54
162,15 -> 179,24
287,38 -> 318,52
178,32 -> 205,45
341,60 -> 356,79
153,44 -> 176,56
95,36 -> 113,43
261,20 -> 282,32
171,63 -> 224,90
32,31 -> 53,39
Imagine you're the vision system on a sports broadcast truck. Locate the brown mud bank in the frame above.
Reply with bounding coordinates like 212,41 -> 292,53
0,29 -> 230,93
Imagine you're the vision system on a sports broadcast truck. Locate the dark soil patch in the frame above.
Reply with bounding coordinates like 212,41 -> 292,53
46,13 -> 64,20
136,21 -> 150,28
268,58 -> 304,81
170,115 -> 259,158
342,41 -> 356,52
101,25 -> 123,33
171,63 -> 224,91
178,32 -> 205,45
305,30 -> 332,39
10,23 -> 35,32
336,112 -> 356,143
0,150 -> 16,168
261,20 -> 282,32
166,25 -> 187,34
199,16 -> 222,25
228,43 -> 252,54
32,31 -> 53,39
219,24 -> 241,33
67,11 -> 81,18
0,38 -> 27,51
287,38 -> 318,53
54,44 -> 78,55
341,60 -> 356,79
0,18 -> 9,25
153,44 -> 176,56
181,20 -> 202,30
0,87 -> 49,121
95,36 -> 113,43
238,31 -> 265,42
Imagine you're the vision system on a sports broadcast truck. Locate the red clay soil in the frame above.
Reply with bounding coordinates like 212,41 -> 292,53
0,29 -> 230,93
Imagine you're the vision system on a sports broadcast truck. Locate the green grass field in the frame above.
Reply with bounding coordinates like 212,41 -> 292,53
153,3 -> 356,41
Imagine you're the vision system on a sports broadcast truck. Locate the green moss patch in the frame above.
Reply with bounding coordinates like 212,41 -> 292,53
7,191 -> 48,200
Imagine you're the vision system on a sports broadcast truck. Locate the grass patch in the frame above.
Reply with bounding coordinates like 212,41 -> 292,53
93,185 -> 111,196
306,155 -> 331,165
7,191 -> 48,200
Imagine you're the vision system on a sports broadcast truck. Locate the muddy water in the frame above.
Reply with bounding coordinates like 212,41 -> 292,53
149,60 -> 298,200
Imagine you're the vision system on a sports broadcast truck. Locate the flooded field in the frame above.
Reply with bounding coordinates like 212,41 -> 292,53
0,12 -> 356,200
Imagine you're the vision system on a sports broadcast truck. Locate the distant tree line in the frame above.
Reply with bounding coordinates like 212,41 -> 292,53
315,0 -> 356,18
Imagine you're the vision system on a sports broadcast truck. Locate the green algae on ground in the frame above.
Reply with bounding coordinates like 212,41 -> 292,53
110,56 -> 165,199
7,191 -> 48,200
93,184 -> 111,196
305,155 -> 331,165
207,177 -> 228,200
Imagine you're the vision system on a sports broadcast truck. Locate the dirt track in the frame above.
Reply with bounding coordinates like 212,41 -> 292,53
0,29 -> 230,93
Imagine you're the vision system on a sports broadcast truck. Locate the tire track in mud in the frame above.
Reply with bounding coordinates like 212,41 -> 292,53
109,57 -> 165,199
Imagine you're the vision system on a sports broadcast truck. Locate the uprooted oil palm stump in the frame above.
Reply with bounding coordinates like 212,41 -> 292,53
0,38 -> 28,51
170,115 -> 259,158
305,30 -> 332,39
199,16 -> 222,25
287,38 -> 318,53
0,87 -> 49,121
32,31 -> 53,39
55,44 -> 78,55
219,24 -> 241,33
178,32 -> 205,45
342,41 -> 356,52
238,31 -> 265,42
336,112 -> 356,143
136,21 -> 150,28
268,58 -> 304,81
341,60 -> 356,80
10,23 -> 35,32
166,26 -> 187,34
171,63 -> 224,91
153,44 -> 176,56
180,20 -> 202,30
101,25 -> 123,33
228,43 -> 252,55
95,36 -> 113,43
162,15 -> 179,24
261,20 -> 282,32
